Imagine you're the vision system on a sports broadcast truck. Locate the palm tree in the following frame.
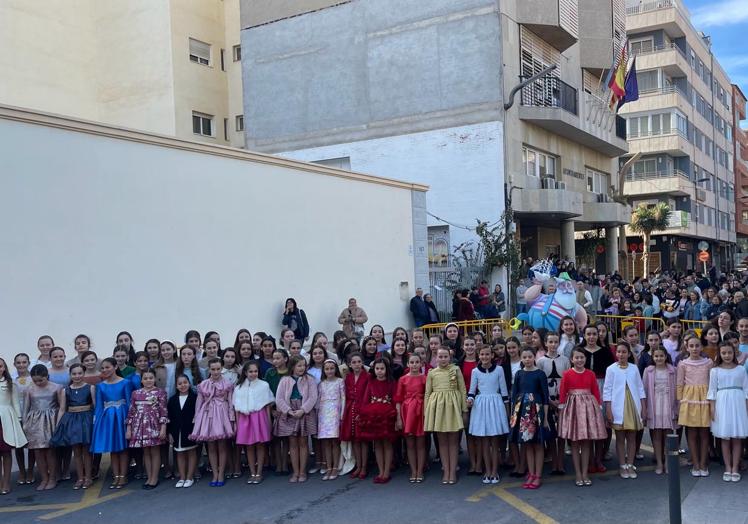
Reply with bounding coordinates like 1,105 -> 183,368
629,202 -> 672,276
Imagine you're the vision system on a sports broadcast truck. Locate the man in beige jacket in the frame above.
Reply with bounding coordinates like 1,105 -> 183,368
337,298 -> 368,342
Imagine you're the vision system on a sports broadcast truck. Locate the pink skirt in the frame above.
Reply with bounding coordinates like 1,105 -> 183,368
558,389 -> 607,441
236,411 -> 271,446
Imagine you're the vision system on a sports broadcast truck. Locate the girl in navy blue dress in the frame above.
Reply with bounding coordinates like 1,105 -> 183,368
90,358 -> 134,489
509,348 -> 549,490
51,364 -> 95,489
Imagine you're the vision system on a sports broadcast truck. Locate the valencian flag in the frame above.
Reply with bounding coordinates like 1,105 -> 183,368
617,57 -> 639,110
608,45 -> 628,109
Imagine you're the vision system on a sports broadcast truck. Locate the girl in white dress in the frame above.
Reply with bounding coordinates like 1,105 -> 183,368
707,343 -> 748,482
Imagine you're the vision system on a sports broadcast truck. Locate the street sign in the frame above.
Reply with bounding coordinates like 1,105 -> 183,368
697,241 -> 709,252
697,251 -> 710,262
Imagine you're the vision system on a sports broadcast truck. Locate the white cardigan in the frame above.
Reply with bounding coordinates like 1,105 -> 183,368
602,363 -> 646,425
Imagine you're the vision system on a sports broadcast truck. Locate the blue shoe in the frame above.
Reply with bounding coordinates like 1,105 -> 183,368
209,481 -> 217,487
215,481 -> 225,487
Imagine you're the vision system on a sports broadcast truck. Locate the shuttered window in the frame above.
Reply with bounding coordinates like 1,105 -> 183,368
189,38 -> 211,66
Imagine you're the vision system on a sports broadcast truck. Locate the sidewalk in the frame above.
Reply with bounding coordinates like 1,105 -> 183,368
681,471 -> 748,524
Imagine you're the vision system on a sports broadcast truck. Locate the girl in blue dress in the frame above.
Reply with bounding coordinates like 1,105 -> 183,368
51,364 -> 95,489
509,347 -> 550,490
90,358 -> 134,490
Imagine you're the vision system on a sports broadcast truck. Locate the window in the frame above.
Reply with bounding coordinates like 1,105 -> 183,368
523,146 -> 557,178
586,168 -> 610,194
189,38 -> 211,65
633,158 -> 657,176
223,118 -> 228,140
233,45 -> 241,62
235,115 -> 244,132
630,38 -> 654,55
220,49 -> 225,71
192,111 -> 214,137
637,69 -> 660,93
742,210 -> 748,223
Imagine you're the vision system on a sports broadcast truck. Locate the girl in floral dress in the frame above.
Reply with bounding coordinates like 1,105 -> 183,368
125,369 -> 168,490
316,359 -> 345,480
509,348 -> 549,490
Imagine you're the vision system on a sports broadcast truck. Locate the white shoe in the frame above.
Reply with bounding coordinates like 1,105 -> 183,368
700,469 -> 709,477
175,480 -> 185,488
620,466 -> 630,479
627,465 -> 638,479
482,476 -> 491,484
491,476 -> 500,484
690,469 -> 700,477
731,473 -> 741,482
182,479 -> 194,488
723,473 -> 732,482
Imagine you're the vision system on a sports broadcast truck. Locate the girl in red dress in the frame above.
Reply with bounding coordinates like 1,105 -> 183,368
460,337 -> 480,475
340,352 -> 370,479
395,353 -> 427,482
358,359 -> 397,484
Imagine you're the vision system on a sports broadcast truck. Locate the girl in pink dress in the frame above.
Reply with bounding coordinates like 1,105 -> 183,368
189,359 -> 235,487
316,359 -> 345,480
395,353 -> 426,483
233,361 -> 274,484
642,347 -> 678,475
125,369 -> 168,490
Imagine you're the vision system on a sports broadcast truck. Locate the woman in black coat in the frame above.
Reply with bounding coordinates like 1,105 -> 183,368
281,297 -> 310,341
167,377 -> 198,488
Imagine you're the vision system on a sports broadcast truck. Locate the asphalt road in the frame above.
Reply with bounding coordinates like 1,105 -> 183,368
2,445 -> 744,524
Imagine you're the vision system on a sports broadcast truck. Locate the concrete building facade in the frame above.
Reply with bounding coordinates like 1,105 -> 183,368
240,0 -> 630,286
733,85 -> 748,267
620,0 -> 737,272
0,104 -> 427,365
0,0 -> 245,148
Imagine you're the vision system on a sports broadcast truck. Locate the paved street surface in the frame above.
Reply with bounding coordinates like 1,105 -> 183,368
2,443 -> 746,524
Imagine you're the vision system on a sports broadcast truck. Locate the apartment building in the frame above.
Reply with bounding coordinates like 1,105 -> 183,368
620,0 -> 737,272
0,0 -> 245,148
733,85 -> 748,267
501,0 -> 629,270
240,0 -> 629,278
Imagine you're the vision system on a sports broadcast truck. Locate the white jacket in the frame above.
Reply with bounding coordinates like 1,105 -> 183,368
602,363 -> 646,425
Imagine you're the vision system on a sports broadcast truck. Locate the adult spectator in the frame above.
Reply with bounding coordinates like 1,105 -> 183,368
516,279 -> 528,316
733,290 -> 748,319
424,293 -> 440,324
409,288 -> 429,327
281,297 -> 309,341
456,289 -> 476,322
492,284 -> 506,319
477,280 -> 491,317
575,280 -> 593,316
337,297 -> 368,341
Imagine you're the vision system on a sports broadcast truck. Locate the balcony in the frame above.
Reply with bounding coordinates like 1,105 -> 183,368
626,128 -> 691,156
513,177 -> 584,221
578,0 -> 623,71
577,194 -> 631,229
625,0 -> 689,38
517,0 -> 579,52
519,76 -> 628,156
624,169 -> 693,197
633,43 -> 689,77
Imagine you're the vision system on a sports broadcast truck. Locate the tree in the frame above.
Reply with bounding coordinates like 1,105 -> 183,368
629,202 -> 671,276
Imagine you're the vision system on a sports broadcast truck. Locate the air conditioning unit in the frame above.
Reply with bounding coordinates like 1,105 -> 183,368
696,189 -> 707,201
541,177 -> 557,189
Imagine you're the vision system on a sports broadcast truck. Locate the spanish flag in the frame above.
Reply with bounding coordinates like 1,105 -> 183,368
608,46 -> 628,110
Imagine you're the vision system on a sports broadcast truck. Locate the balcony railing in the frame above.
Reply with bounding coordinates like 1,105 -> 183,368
627,127 -> 689,140
631,42 -> 687,60
625,169 -> 689,182
520,76 -> 578,116
626,0 -> 678,15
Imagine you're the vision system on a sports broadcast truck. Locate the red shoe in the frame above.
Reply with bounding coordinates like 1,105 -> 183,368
358,471 -> 368,480
522,474 -> 536,489
373,476 -> 382,484
349,470 -> 360,479
596,465 -> 607,473
379,476 -> 391,484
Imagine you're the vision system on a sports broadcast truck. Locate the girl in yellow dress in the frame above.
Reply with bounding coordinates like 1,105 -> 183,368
676,337 -> 713,477
424,348 -> 467,485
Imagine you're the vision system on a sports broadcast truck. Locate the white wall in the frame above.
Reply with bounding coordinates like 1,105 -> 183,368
0,108 -> 425,364
279,121 -> 505,251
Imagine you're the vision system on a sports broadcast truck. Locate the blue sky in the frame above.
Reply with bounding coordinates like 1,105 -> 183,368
685,0 -> 748,111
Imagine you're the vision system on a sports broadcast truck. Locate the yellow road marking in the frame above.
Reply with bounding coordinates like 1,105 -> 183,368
0,453 -> 132,520
0,504 -> 69,513
493,489 -> 559,524
38,488 -> 130,520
